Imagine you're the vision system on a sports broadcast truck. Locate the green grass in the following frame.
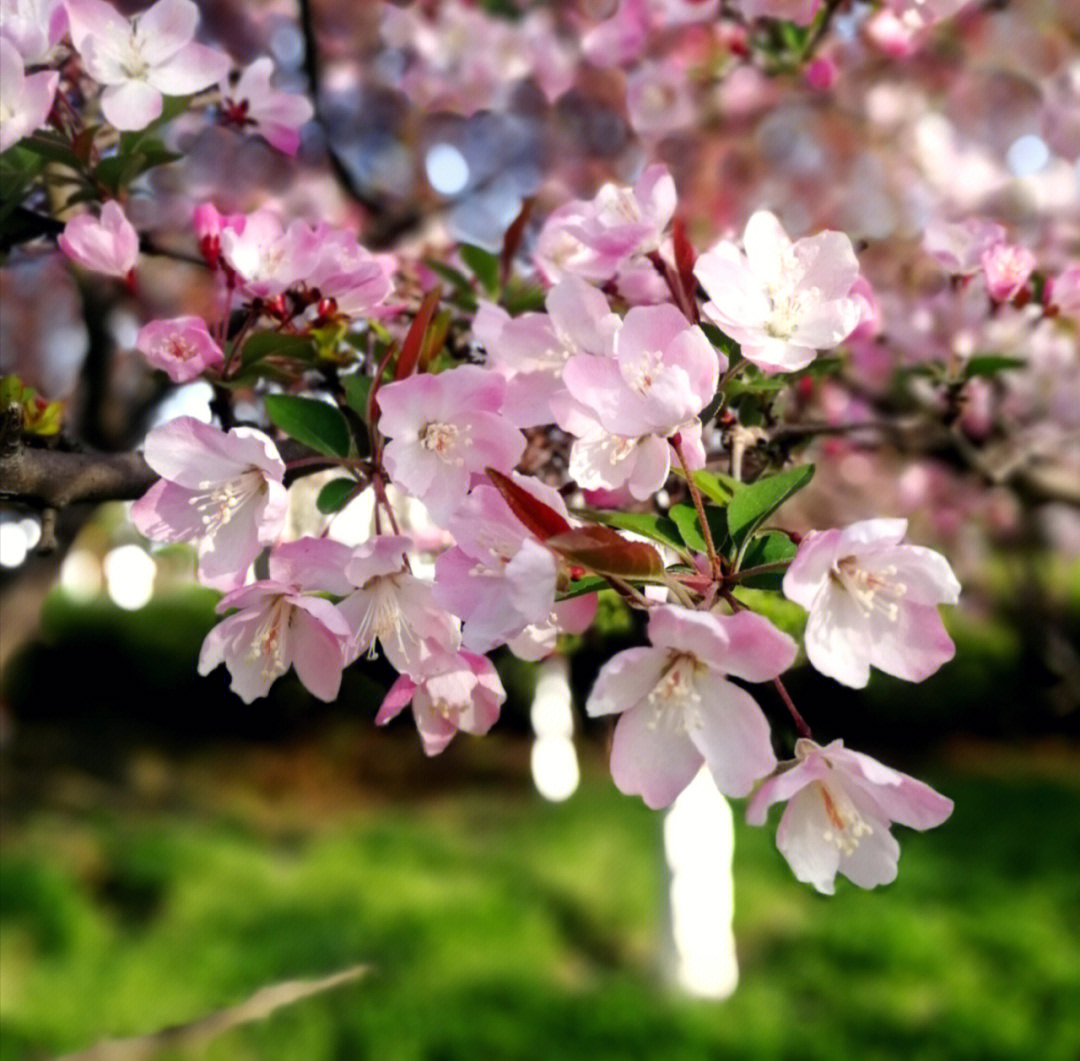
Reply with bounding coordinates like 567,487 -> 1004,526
2,759 -> 1079,1061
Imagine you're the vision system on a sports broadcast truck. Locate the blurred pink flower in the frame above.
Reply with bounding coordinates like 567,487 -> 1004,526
0,37 -> 58,151
981,243 -> 1035,303
587,605 -> 797,808
58,200 -> 139,279
783,518 -> 960,688
136,316 -> 224,382
1,0 -> 68,64
923,216 -> 1006,274
65,0 -> 230,130
747,738 -> 954,894
220,57 -> 314,156
739,0 -> 822,25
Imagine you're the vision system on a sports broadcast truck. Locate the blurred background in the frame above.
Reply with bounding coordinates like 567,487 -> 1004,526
2,1 -> 1080,1058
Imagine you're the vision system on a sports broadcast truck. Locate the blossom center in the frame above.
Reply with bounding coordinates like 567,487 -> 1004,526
120,33 -> 151,81
816,779 -> 873,855
245,595 -> 292,681
647,652 -> 705,733
421,421 -> 468,463
627,349 -> 664,397
188,468 -> 266,533
163,336 -> 197,362
831,555 -> 908,619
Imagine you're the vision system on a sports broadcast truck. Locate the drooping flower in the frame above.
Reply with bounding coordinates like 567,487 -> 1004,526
136,316 -> 224,382
587,606 -> 797,808
57,200 -> 139,279
198,538 -> 353,703
695,210 -> 861,373
65,0 -> 230,131
376,647 -> 505,756
130,416 -> 288,590
219,57 -> 314,156
782,518 -> 960,689
746,738 -> 954,894
0,36 -> 59,152
376,365 -> 525,525
338,534 -> 459,675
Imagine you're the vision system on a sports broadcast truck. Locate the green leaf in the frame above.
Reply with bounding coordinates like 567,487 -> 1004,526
264,394 -> 351,457
577,509 -> 686,553
556,576 -> 608,601
344,373 -> 373,420
700,322 -> 741,360
669,503 -> 730,557
316,477 -> 359,514
964,355 -> 1026,379
241,332 -> 316,365
20,135 -> 80,167
459,243 -> 499,296
673,467 -> 736,507
736,532 -> 797,590
726,464 -> 814,552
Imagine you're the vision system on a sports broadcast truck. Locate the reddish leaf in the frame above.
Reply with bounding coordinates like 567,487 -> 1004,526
500,197 -> 534,287
394,285 -> 442,381
673,216 -> 696,290
485,468 -> 571,540
545,526 -> 665,580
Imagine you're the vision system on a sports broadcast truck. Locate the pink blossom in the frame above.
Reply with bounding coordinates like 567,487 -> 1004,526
783,518 -> 960,688
130,416 -> 288,590
58,200 -> 139,279
506,594 -> 598,662
474,275 -> 618,427
136,316 -> 224,382
981,243 -> 1035,302
923,216 -> 1007,274
338,535 -> 459,676
433,476 -> 567,653
586,605 -> 797,808
533,164 -> 677,285
220,57 -> 313,156
1,0 -> 68,64
746,738 -> 954,894
65,0 -> 230,131
582,0 -> 650,68
625,60 -> 696,137
198,539 -> 353,704
376,648 -> 505,756
553,304 -> 718,499
0,37 -> 58,152
377,365 -> 525,525
1047,264 -> 1080,317
695,210 -> 862,373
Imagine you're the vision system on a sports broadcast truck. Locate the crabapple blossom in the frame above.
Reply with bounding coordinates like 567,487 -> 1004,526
695,210 -> 862,373
376,365 -> 525,524
923,216 -> 1007,275
136,316 -> 224,382
0,37 -> 59,152
338,535 -> 460,675
433,476 -> 567,653
65,0 -> 230,131
587,606 -> 797,808
130,416 -> 287,590
376,647 -> 505,756
553,303 -> 718,499
1,0 -> 67,64
220,58 -> 314,156
57,200 -> 139,279
505,594 -> 598,662
197,538 -> 353,704
746,738 -> 954,894
1048,265 -> 1080,317
981,243 -> 1035,303
533,164 -> 677,285
474,275 -> 619,427
782,519 -> 961,689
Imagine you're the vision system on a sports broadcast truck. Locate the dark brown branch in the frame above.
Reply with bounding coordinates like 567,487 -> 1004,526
0,442 -> 157,509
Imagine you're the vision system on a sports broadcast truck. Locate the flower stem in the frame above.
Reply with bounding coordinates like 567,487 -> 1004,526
671,435 -> 722,578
